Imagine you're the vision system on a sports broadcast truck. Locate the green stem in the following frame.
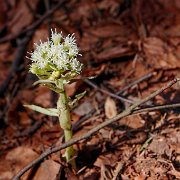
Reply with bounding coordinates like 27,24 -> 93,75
57,82 -> 76,169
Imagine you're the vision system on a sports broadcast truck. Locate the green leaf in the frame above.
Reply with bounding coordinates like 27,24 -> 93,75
69,91 -> 86,108
75,91 -> 86,100
33,79 -> 55,86
24,105 -> 58,117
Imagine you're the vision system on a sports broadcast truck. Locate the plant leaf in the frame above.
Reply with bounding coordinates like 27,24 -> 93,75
24,105 -> 58,117
75,91 -> 86,100
33,79 -> 55,86
68,91 -> 86,108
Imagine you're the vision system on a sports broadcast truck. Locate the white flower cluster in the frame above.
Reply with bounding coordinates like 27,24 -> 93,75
29,29 -> 83,74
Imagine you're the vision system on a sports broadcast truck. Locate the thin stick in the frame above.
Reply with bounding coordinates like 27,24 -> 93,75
133,103 -> 180,114
83,79 -> 133,104
13,78 -> 179,180
117,72 -> 155,95
60,103 -> 180,142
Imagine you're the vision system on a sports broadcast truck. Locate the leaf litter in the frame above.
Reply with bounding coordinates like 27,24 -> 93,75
0,0 -> 180,179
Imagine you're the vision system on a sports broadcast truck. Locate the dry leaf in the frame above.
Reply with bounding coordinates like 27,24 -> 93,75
7,0 -> 39,34
65,80 -> 83,97
82,64 -> 106,77
73,100 -> 94,116
104,96 -> 117,119
3,146 -> 39,179
95,45 -> 135,62
134,174 -> 146,180
32,28 -> 49,45
87,23 -> 130,38
33,160 -> 61,180
34,86 -> 51,107
143,37 -> 180,69
119,115 -> 145,129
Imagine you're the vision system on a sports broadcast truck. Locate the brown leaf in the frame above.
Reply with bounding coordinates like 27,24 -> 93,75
0,43 -> 14,62
7,0 -> 39,34
165,24 -> 180,37
65,79 -> 83,97
32,28 -> 49,45
65,82 -> 78,97
18,111 -> 31,126
69,1 -> 97,22
104,97 -> 117,119
168,169 -> 180,179
79,32 -> 99,52
73,100 -> 94,116
95,45 -> 135,62
87,23 -> 130,38
134,174 -> 146,180
34,86 -> 51,107
0,43 -> 15,85
3,146 -> 39,179
119,115 -> 145,129
33,160 -> 61,180
94,154 -> 117,168
82,64 -> 107,77
143,37 -> 180,69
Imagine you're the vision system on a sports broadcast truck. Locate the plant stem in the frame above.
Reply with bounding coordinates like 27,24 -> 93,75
57,82 -> 76,169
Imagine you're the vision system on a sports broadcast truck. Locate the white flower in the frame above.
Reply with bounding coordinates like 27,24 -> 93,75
70,58 -> 83,73
30,41 -> 51,68
51,29 -> 62,45
29,29 -> 83,75
63,34 -> 79,57
64,34 -> 76,47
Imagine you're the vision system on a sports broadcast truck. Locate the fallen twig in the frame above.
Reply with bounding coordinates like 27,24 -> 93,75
133,103 -> 180,114
112,162 -> 124,180
83,79 -> 134,104
117,71 -> 156,95
13,78 -> 180,180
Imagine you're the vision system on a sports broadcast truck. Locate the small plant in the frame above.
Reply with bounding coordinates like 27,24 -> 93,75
25,29 -> 84,169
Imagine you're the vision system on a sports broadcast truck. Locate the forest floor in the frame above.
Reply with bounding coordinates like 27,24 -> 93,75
0,0 -> 180,179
